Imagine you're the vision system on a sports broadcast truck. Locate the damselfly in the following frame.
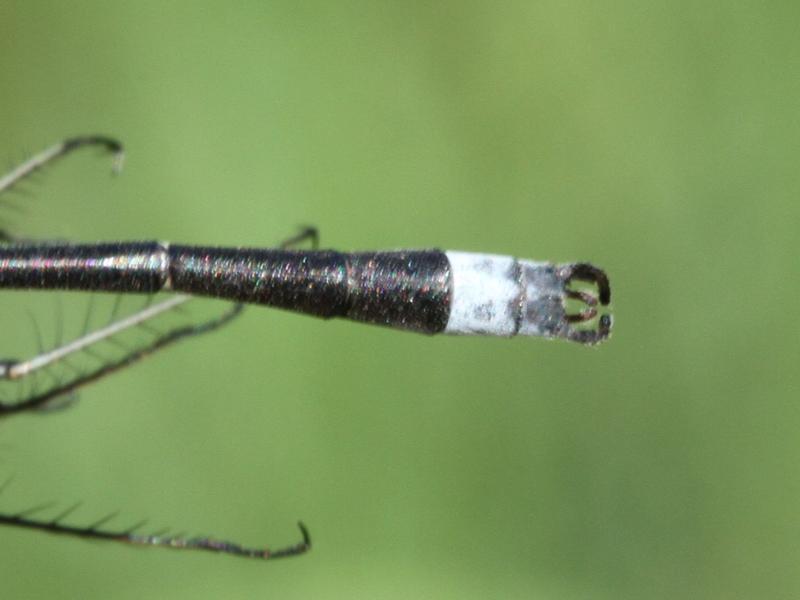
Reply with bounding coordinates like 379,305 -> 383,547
0,137 -> 611,560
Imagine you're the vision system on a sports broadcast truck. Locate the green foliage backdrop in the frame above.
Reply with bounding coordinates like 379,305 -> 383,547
0,2 -> 798,598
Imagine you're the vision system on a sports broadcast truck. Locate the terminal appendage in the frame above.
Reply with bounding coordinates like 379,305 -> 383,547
559,262 -> 612,345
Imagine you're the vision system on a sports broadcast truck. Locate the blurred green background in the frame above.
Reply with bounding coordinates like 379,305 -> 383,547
0,2 -> 798,598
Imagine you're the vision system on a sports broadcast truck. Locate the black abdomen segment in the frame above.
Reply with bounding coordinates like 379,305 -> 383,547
0,242 -> 168,293
168,247 -> 452,333
0,243 -> 452,334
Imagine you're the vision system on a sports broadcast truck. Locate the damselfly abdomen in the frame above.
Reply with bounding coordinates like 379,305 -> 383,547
0,243 -> 611,343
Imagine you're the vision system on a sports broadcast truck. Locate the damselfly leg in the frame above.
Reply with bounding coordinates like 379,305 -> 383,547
0,138 -> 311,560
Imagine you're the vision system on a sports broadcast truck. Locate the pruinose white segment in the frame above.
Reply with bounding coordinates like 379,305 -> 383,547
445,250 -> 585,339
444,251 -> 527,336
